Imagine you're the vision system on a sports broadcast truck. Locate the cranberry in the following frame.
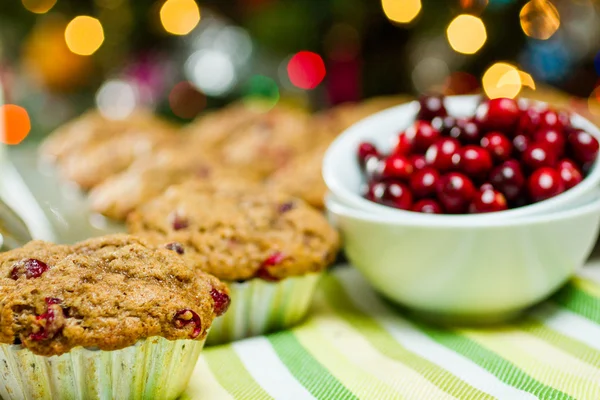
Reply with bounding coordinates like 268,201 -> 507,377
404,121 -> 441,153
409,167 -> 440,198
557,159 -> 583,190
173,309 -> 202,339
263,251 -> 285,267
165,242 -> 185,255
417,95 -> 447,121
449,118 -> 481,144
513,134 -> 530,155
480,182 -> 495,191
412,199 -> 443,214
528,167 -> 565,202
517,107 -> 541,136
475,98 -> 520,133
489,160 -> 526,201
278,202 -> 295,213
394,133 -> 413,156
436,172 -> 476,214
455,145 -> 493,179
363,181 -> 381,201
425,138 -> 461,171
410,154 -> 427,171
469,188 -> 508,213
539,109 -> 564,131
169,212 -> 189,231
29,298 -> 65,342
364,156 -> 381,179
358,142 -> 379,167
377,154 -> 414,181
522,143 -> 557,170
533,128 -> 565,157
431,115 -> 456,136
558,110 -> 571,129
9,259 -> 49,280
567,130 -> 599,164
480,132 -> 513,163
210,288 -> 231,317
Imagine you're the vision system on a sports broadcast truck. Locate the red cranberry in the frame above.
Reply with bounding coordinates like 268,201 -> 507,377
9,259 -> 49,280
475,98 -> 520,133
363,181 -> 381,201
393,133 -> 413,156
377,154 -> 414,181
425,138 -> 461,172
165,242 -> 184,255
567,130 -> 599,164
412,199 -> 443,214
358,142 -> 379,167
436,172 -> 476,214
557,159 -> 583,190
169,212 -> 189,231
431,115 -> 456,136
410,154 -> 427,171
29,298 -> 65,342
210,288 -> 231,317
513,134 -> 530,155
533,128 -> 566,157
539,109 -> 564,131
417,95 -> 447,121
522,143 -> 557,170
489,160 -> 526,201
364,156 -> 381,179
263,251 -> 285,267
376,181 -> 413,210
455,146 -> 493,179
480,132 -> 512,163
173,309 -> 202,339
557,110 -> 571,129
449,118 -> 481,144
469,188 -> 508,213
409,167 -> 440,198
528,167 -> 565,202
517,107 -> 541,135
404,121 -> 441,153
480,182 -> 495,191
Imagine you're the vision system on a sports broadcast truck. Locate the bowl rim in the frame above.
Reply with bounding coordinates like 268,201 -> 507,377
322,94 -> 600,221
326,188 -> 600,229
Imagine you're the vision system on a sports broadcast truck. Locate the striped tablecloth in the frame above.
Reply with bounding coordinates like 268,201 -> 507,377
184,264 -> 600,400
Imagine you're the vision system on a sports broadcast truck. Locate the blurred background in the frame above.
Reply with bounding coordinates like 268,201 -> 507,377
2,0 -> 600,144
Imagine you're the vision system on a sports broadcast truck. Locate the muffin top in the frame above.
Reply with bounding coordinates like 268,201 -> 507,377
0,234 -> 229,357
127,181 -> 340,282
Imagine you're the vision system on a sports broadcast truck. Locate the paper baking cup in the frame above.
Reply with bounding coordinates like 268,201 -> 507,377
207,272 -> 322,345
0,336 -> 205,400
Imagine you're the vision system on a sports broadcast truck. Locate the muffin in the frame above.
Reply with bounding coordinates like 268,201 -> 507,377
0,234 -> 229,400
127,181 -> 339,344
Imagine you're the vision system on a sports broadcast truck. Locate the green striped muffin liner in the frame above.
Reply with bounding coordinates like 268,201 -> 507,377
207,273 -> 322,345
0,336 -> 205,400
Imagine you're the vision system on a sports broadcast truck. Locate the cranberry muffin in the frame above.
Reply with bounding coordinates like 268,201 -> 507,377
0,234 -> 229,400
126,181 -> 339,344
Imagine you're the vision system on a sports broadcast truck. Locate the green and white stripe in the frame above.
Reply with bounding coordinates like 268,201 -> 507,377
184,267 -> 600,399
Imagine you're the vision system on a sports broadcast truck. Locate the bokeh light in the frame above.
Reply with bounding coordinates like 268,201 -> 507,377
459,0 -> 488,13
482,62 -> 522,99
287,51 -> 326,90
1,105 -> 31,145
160,0 -> 201,36
96,80 -> 138,120
446,14 -> 487,55
381,0 -> 421,24
185,49 -> 236,96
21,0 -> 56,14
518,70 -> 536,90
520,0 -> 560,40
169,81 -> 206,119
243,75 -> 280,109
64,16 -> 105,56
412,57 -> 449,94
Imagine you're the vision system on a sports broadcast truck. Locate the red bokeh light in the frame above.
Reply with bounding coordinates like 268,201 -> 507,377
287,51 -> 326,90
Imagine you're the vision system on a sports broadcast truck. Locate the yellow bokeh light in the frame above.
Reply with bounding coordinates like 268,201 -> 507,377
518,71 -> 536,90
381,0 -> 422,24
64,16 -> 105,56
520,0 -> 560,40
446,14 -> 487,55
22,0 -> 56,14
482,62 -> 522,99
160,0 -> 201,36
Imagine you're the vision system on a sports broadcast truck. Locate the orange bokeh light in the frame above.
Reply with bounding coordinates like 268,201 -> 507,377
1,105 -> 31,145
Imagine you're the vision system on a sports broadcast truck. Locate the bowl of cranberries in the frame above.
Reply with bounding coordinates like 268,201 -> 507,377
323,95 -> 600,219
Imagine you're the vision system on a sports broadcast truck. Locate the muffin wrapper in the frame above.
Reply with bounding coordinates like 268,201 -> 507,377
0,336 -> 205,400
207,272 -> 322,345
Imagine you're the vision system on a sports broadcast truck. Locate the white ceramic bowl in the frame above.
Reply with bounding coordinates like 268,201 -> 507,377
323,95 -> 600,221
326,191 -> 600,321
